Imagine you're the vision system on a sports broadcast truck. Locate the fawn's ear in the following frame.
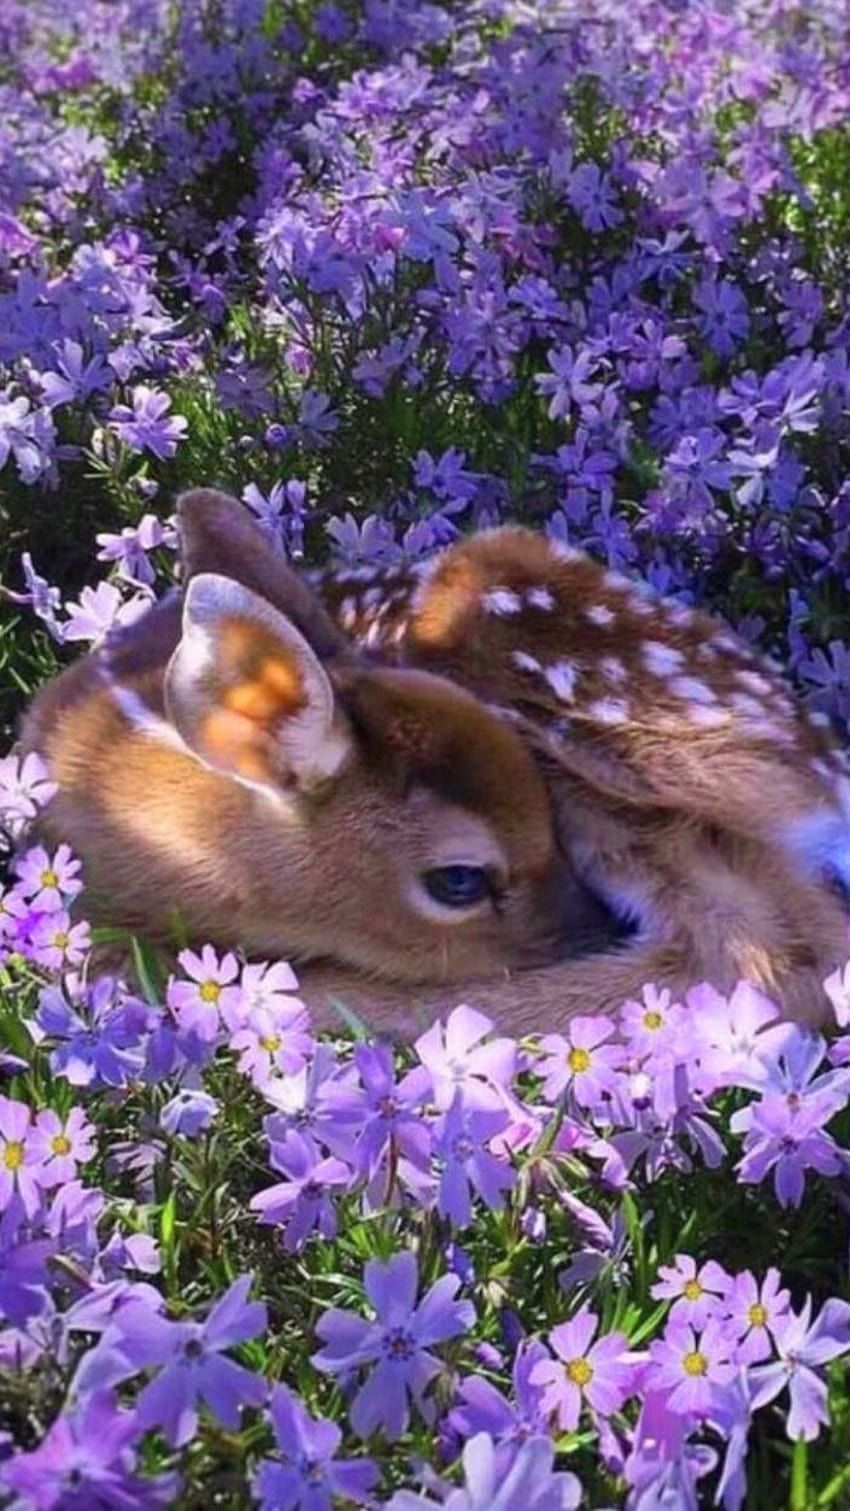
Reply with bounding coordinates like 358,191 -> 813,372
177,487 -> 349,661
164,573 -> 353,793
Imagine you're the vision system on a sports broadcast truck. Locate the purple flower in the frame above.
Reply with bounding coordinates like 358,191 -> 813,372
27,910 -> 92,972
29,977 -> 149,1088
530,1306 -> 635,1432
724,1269 -> 791,1365
567,163 -> 623,233
733,1094 -> 843,1206
0,390 -> 55,483
0,752 -> 57,829
0,1391 -> 178,1508
693,279 -> 749,358
167,945 -> 244,1042
0,1097 -> 44,1219
750,1297 -> 850,1441
39,339 -> 111,409
648,1319 -> 736,1417
351,1041 -> 432,1183
651,1255 -> 732,1329
254,1385 -> 377,1509
14,843 -> 82,912
160,1088 -> 220,1137
536,1016 -> 623,1108
76,1276 -> 268,1446
686,981 -> 795,1088
109,385 -> 188,460
312,1250 -> 474,1439
29,1106 -> 95,1186
96,515 -> 173,588
433,1095 -> 515,1227
535,346 -> 606,420
250,1130 -> 350,1251
388,1432 -> 582,1510
229,1004 -> 314,1087
449,1338 -> 551,1459
62,582 -> 151,645
415,1006 -> 516,1113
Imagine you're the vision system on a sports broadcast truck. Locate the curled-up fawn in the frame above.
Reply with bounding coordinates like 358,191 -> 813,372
306,513 -> 850,1029
21,488 -> 850,1034
20,494 -> 620,1024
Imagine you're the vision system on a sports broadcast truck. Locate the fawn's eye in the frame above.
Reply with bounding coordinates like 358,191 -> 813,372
422,864 -> 493,909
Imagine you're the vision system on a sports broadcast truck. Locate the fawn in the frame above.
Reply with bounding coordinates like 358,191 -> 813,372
19,493 -> 619,1011
20,488 -> 850,1034
304,502 -> 850,1031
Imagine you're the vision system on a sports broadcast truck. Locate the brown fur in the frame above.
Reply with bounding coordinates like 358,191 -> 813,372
21,490 -> 850,1035
20,496 -> 617,993
305,524 -> 850,1030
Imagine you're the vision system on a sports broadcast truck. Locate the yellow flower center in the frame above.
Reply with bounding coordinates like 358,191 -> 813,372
53,931 -> 70,950
3,1141 -> 24,1171
565,1357 -> 594,1387
748,1302 -> 768,1328
199,980 -> 221,1004
260,1034 -> 281,1052
682,1350 -> 707,1377
643,1010 -> 663,1030
40,869 -> 58,889
567,1047 -> 591,1074
682,1279 -> 703,1302
51,1134 -> 72,1156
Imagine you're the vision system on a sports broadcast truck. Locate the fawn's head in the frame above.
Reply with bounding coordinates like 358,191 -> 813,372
33,489 -> 616,983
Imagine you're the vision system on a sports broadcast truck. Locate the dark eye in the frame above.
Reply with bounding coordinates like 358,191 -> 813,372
422,865 -> 492,909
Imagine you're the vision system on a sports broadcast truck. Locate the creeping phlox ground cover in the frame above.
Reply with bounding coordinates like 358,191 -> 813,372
5,0 -> 850,1504
3,774 -> 850,1507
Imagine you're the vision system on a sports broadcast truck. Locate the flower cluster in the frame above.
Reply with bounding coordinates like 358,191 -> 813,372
2,766 -> 850,1505
5,0 -> 850,1503
2,0 -> 850,729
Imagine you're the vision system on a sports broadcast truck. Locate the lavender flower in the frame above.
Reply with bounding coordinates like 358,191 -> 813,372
76,1275 -> 268,1446
109,385 -> 188,459
312,1250 -> 474,1438
254,1385 -> 377,1509
530,1306 -> 635,1432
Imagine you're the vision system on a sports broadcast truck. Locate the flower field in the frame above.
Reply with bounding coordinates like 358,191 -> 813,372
4,0 -> 850,1504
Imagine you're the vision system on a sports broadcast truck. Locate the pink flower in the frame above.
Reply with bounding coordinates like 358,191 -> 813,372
13,844 -> 82,912
230,1004 -> 314,1087
0,1097 -> 43,1217
651,1254 -> 732,1328
723,1269 -> 791,1365
537,1016 -> 624,1108
415,1006 -> 516,1113
530,1305 -> 635,1432
648,1320 -> 736,1417
27,910 -> 91,971
168,945 -> 244,1041
30,1107 -> 96,1186
618,985 -> 687,1059
0,752 -> 57,827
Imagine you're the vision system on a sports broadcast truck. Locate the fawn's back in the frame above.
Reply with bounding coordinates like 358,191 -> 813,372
309,522 -> 850,1025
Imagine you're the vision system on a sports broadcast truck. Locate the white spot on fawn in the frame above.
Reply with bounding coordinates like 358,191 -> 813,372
545,659 -> 579,701
735,668 -> 773,696
585,604 -> 615,627
668,675 -> 717,705
526,586 -> 555,611
587,697 -> 630,725
483,588 -> 522,616
642,641 -> 684,676
512,650 -> 542,674
687,704 -> 732,729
